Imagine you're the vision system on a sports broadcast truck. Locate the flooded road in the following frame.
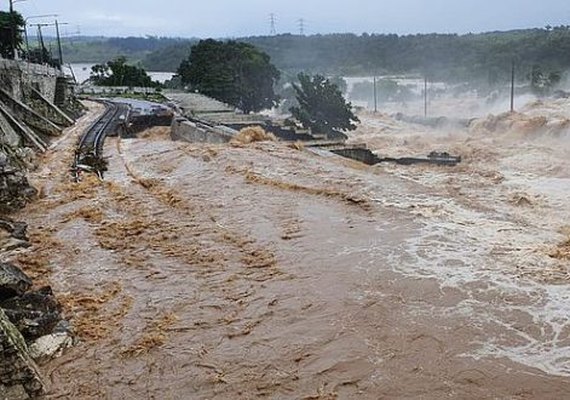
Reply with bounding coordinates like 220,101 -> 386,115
10,100 -> 570,399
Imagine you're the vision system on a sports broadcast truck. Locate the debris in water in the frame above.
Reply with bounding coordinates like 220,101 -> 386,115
288,141 -> 305,151
509,193 -> 534,207
379,151 -> 462,166
549,237 -> 570,261
120,313 -> 179,357
58,282 -> 133,341
242,169 -> 369,209
231,126 -> 276,145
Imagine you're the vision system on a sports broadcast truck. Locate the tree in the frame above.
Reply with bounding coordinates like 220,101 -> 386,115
0,11 -> 24,59
90,56 -> 158,87
329,76 -> 348,95
177,39 -> 280,113
529,65 -> 561,97
290,73 -> 360,136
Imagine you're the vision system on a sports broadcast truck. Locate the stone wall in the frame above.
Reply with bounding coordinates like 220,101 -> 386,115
0,60 -> 61,104
0,58 -> 75,214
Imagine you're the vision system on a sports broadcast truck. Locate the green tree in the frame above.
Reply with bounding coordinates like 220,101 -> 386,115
177,39 -> 280,113
290,73 -> 359,136
329,76 -> 348,95
0,11 -> 24,59
529,65 -> 561,96
90,56 -> 158,87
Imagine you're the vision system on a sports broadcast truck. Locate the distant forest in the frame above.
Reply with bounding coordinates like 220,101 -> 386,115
58,27 -> 570,83
56,36 -> 192,64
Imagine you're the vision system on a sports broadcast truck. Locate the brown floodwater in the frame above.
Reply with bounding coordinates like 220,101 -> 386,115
10,100 -> 570,399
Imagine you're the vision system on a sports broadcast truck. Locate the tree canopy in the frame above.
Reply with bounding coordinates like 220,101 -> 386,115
290,73 -> 359,136
177,39 -> 280,113
0,11 -> 24,59
90,57 -> 158,87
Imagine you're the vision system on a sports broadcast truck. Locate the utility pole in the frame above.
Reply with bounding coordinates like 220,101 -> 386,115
30,21 -> 68,66
269,13 -> 276,36
24,15 -> 59,61
510,59 -> 515,112
373,75 -> 378,113
424,76 -> 428,117
30,23 -> 48,64
55,20 -> 64,68
37,24 -> 45,64
297,18 -> 305,35
9,0 -> 26,59
9,0 -> 15,59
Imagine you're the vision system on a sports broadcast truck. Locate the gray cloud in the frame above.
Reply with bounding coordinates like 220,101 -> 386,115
14,0 -> 570,38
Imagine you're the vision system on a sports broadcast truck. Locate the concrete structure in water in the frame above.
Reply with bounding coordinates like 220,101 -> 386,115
166,92 -> 239,143
171,117 -> 236,144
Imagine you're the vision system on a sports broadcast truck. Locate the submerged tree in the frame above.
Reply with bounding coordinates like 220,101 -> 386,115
529,65 -> 561,97
177,39 -> 280,113
90,56 -> 158,87
290,73 -> 359,136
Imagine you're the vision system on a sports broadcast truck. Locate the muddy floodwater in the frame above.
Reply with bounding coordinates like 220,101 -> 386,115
11,99 -> 570,399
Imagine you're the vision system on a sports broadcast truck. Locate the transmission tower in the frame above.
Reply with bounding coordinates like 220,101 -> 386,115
297,18 -> 305,35
269,13 -> 277,35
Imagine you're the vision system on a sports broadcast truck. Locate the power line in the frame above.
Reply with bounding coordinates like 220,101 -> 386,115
269,13 -> 276,36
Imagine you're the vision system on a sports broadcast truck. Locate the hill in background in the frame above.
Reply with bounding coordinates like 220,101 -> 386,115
52,27 -> 570,84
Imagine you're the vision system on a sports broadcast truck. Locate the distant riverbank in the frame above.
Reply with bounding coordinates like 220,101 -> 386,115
66,63 -> 175,85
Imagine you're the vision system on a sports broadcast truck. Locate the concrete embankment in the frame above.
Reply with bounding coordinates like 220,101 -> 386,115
164,91 -> 238,143
170,117 -> 236,143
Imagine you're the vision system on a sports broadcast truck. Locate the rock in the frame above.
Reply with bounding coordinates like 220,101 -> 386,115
0,263 -> 32,301
0,383 -> 30,400
0,164 -> 37,214
0,308 -> 46,399
28,332 -> 73,363
0,385 -> 30,400
0,219 -> 30,252
1,286 -> 62,341
0,218 -> 28,241
0,237 -> 30,252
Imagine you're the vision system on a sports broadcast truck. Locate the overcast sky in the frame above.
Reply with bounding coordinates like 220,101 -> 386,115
15,0 -> 570,38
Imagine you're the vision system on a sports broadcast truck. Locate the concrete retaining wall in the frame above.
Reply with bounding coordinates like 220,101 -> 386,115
171,117 -> 235,144
0,59 -> 61,104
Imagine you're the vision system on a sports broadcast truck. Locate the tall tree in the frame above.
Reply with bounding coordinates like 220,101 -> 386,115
177,39 -> 280,113
290,73 -> 359,136
0,11 -> 24,59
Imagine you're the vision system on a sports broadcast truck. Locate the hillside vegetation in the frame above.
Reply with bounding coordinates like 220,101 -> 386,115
55,36 -> 190,64
58,27 -> 570,83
